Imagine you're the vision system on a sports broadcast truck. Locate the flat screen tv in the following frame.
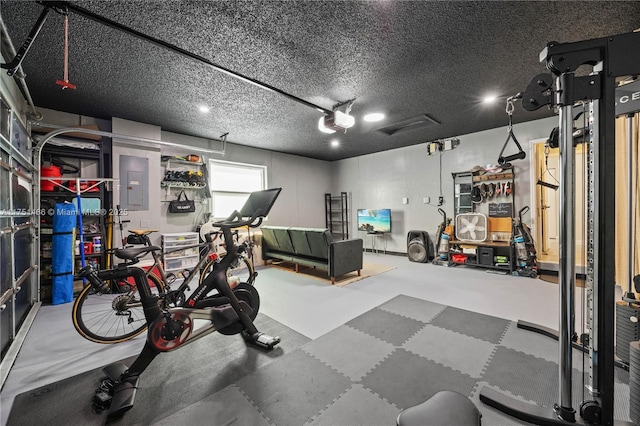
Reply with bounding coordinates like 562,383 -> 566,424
357,209 -> 391,234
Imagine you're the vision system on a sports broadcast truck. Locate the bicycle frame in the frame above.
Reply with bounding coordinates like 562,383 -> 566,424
117,230 -> 229,304
81,188 -> 283,420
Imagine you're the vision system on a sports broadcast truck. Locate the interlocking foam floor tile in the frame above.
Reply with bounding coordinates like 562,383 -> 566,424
303,324 -> 394,381
346,307 -> 425,346
237,349 -> 352,426
361,348 -> 477,409
308,384 -> 399,426
430,306 -> 510,344
377,294 -> 447,323
404,324 -> 495,378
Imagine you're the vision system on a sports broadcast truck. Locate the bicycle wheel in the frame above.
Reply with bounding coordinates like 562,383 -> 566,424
72,273 -> 164,344
199,256 -> 255,288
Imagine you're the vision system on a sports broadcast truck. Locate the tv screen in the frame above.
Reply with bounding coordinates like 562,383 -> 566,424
357,209 -> 391,233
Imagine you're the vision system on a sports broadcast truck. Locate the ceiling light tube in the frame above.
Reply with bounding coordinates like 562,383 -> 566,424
363,112 -> 385,122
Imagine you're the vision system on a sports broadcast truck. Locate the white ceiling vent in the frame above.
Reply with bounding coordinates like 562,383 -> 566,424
375,114 -> 440,136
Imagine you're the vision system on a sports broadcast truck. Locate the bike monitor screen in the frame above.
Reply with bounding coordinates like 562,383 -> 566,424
239,188 -> 282,218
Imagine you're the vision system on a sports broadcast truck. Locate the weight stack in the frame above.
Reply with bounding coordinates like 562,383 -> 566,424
616,302 -> 640,364
629,342 -> 640,424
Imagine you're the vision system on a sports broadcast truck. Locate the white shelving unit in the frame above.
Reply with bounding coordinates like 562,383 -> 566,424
160,158 -> 207,189
161,232 -> 199,278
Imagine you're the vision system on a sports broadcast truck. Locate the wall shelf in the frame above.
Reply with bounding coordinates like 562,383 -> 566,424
325,192 -> 348,240
449,167 -> 516,273
38,139 -> 112,302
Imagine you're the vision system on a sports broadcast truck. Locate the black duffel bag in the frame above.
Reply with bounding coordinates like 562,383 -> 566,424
168,190 -> 195,213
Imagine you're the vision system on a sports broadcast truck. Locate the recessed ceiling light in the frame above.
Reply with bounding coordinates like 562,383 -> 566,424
331,139 -> 340,147
363,112 -> 385,122
483,95 -> 498,104
199,105 -> 210,113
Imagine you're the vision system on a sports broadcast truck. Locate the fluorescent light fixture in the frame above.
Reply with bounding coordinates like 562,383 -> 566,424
199,105 -> 210,113
318,117 -> 336,134
483,95 -> 498,104
331,139 -> 340,147
363,112 -> 385,122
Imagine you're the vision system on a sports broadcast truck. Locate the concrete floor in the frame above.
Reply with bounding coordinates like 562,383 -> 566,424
0,252 -> 599,425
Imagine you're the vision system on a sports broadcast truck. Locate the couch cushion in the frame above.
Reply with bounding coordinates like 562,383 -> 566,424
261,226 -> 296,254
287,228 -> 313,257
302,228 -> 332,259
261,227 -> 280,252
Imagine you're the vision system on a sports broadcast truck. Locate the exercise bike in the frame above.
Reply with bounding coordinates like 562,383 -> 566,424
77,188 -> 282,420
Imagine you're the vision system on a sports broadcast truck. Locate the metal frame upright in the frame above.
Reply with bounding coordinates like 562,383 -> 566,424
480,31 -> 640,426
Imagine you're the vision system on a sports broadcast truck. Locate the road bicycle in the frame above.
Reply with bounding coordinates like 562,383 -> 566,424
76,188 -> 282,419
72,224 -> 256,344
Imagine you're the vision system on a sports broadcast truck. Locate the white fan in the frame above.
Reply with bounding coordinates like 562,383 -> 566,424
455,213 -> 488,242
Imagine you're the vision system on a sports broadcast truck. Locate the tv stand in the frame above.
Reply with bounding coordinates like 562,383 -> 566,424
364,232 -> 388,254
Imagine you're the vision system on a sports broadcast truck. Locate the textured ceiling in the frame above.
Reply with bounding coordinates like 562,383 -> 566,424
2,1 -> 640,161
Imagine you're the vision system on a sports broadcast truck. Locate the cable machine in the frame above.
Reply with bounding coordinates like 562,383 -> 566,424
480,31 -> 639,425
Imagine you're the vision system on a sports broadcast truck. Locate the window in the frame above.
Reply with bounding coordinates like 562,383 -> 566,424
209,159 -> 267,219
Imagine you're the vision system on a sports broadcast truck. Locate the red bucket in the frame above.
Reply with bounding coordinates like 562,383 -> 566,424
41,165 -> 62,191
69,180 -> 99,192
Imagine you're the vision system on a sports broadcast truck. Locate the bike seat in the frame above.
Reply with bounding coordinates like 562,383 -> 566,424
128,229 -> 158,236
114,246 -> 160,260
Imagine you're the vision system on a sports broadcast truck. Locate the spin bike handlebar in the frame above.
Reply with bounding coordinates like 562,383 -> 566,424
212,208 -> 265,230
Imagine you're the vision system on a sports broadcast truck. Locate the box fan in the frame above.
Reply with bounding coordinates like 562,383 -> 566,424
455,213 -> 488,242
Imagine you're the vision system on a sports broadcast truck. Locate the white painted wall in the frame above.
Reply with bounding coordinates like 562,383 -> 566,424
160,129 -> 333,229
109,117 -> 332,247
331,116 -> 559,253
25,107 -> 558,254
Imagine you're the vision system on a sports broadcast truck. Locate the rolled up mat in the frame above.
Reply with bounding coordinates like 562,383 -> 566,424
52,203 -> 76,304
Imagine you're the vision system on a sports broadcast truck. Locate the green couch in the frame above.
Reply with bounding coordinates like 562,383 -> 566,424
260,226 -> 363,284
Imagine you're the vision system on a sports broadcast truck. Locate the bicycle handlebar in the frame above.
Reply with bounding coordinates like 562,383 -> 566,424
212,209 -> 265,229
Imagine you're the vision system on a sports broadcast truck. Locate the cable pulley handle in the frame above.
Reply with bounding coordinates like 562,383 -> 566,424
498,95 -> 526,165
498,129 -> 526,164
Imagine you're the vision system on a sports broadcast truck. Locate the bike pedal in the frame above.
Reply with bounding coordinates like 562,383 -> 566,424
92,390 -> 112,413
249,333 -> 281,350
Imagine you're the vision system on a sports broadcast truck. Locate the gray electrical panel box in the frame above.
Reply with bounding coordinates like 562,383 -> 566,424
119,155 -> 149,210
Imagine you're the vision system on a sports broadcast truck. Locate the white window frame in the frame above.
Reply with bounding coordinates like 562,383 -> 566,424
208,159 -> 267,219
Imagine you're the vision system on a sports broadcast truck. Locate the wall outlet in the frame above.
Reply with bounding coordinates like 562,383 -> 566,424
438,196 -> 444,206
402,197 -> 409,205
423,197 -> 430,204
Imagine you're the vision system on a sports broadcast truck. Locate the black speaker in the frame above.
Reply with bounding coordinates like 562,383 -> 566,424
407,230 -> 434,263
